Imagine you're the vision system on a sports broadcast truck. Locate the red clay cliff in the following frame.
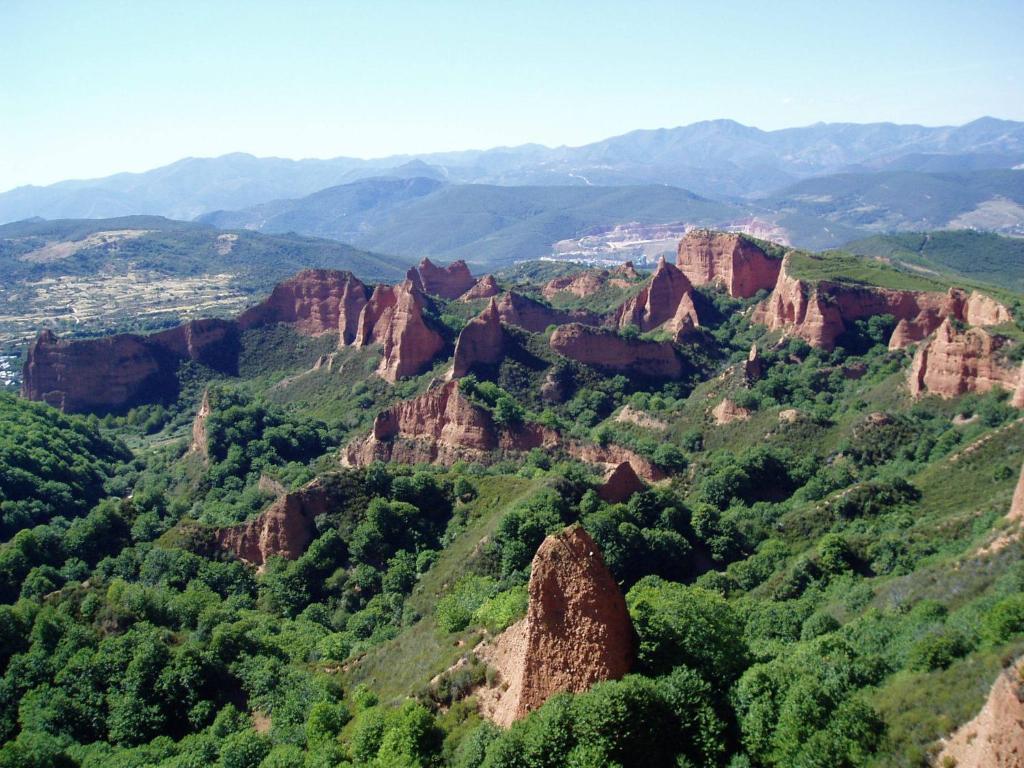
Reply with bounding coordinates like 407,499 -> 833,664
675,230 -> 782,298
476,525 -> 635,726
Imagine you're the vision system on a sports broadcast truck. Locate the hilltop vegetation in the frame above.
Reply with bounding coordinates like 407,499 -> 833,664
845,230 -> 1024,293
2,240 -> 1024,767
0,217 -> 406,354
200,180 -> 741,268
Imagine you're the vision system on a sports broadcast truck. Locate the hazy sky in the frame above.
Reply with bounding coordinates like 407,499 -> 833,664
2,0 -> 1022,191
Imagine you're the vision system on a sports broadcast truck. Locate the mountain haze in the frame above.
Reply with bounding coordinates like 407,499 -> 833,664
3,117 -> 1022,224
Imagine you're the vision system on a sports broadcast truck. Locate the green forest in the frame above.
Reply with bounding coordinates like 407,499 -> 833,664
2,249 -> 1024,768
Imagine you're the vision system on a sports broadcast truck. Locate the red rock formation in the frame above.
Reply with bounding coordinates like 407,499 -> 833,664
754,257 -> 1013,351
712,398 -> 752,425
215,480 -> 329,569
909,319 -> 1023,400
542,262 -> 640,300
598,462 -> 646,503
459,274 -> 501,301
452,299 -> 506,378
1010,464 -> 1024,523
355,281 -> 445,382
237,269 -> 368,343
407,257 -> 476,299
675,230 -> 782,298
343,381 -> 665,481
936,658 -> 1024,768
21,320 -> 239,413
476,525 -> 635,726
495,291 -> 590,333
612,257 -> 699,333
549,323 -> 683,379
744,344 -> 764,383
345,381 -> 500,466
189,389 -> 212,459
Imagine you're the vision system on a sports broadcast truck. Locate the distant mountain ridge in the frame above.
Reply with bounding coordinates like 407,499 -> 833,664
198,179 -> 743,267
2,117 -> 1022,223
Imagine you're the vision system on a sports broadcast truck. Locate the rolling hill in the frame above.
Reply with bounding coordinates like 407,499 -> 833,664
764,168 -> 1024,249
843,230 -> 1024,293
199,179 -> 745,267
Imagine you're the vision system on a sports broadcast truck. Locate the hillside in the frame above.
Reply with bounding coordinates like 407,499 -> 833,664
4,118 -> 1024,223
5,231 -> 1024,766
844,230 -> 1024,293
764,169 -> 1024,248
0,216 -> 407,354
200,179 -> 743,267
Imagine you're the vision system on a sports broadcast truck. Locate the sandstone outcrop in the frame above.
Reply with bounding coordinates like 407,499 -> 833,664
459,274 -> 501,301
1011,463 -> 1024,523
343,381 -> 665,481
936,658 -> 1024,768
613,257 -> 699,334
476,525 -> 635,726
495,291 -> 588,333
598,461 -> 646,503
452,299 -> 506,378
215,479 -> 330,570
189,389 -> 212,459
21,320 -> 240,413
744,344 -> 764,383
407,257 -> 476,299
712,398 -> 752,425
675,230 -> 782,298
752,256 -> 1013,351
236,269 -> 368,343
542,262 -> 640,300
550,323 -> 683,379
355,281 -> 445,382
909,319 -> 1024,401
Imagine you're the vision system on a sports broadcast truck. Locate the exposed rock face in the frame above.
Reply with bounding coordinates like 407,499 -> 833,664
753,257 -> 1013,351
613,257 -> 699,333
909,319 -> 1023,400
598,462 -> 646,503
236,269 -> 368,343
550,323 -> 683,379
343,381 -> 665,482
215,480 -> 330,570
675,230 -> 782,298
460,274 -> 501,301
452,299 -> 506,378
542,262 -> 640,300
407,258 -> 476,299
495,291 -> 587,333
355,281 -> 445,382
712,398 -> 752,425
936,658 -> 1024,768
1011,463 -> 1024,523
22,320 -> 240,413
189,389 -> 212,459
345,381 -> 501,466
477,526 -> 635,726
744,344 -> 764,383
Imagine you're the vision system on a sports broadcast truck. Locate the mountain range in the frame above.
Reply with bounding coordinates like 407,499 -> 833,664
2,117 -> 1023,225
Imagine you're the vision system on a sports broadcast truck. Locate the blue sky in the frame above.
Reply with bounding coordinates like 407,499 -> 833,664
2,0 -> 1022,191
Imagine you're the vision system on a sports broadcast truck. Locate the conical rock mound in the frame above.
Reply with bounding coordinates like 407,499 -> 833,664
476,525 -> 635,726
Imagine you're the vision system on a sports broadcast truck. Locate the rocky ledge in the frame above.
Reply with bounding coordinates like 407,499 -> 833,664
675,229 -> 781,298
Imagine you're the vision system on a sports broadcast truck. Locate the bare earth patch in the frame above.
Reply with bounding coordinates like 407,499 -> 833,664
19,229 -> 152,263
0,271 -> 251,351
936,658 -> 1024,767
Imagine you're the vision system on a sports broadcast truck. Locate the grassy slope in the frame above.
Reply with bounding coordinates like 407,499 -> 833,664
844,230 -> 1024,294
342,474 -> 543,703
